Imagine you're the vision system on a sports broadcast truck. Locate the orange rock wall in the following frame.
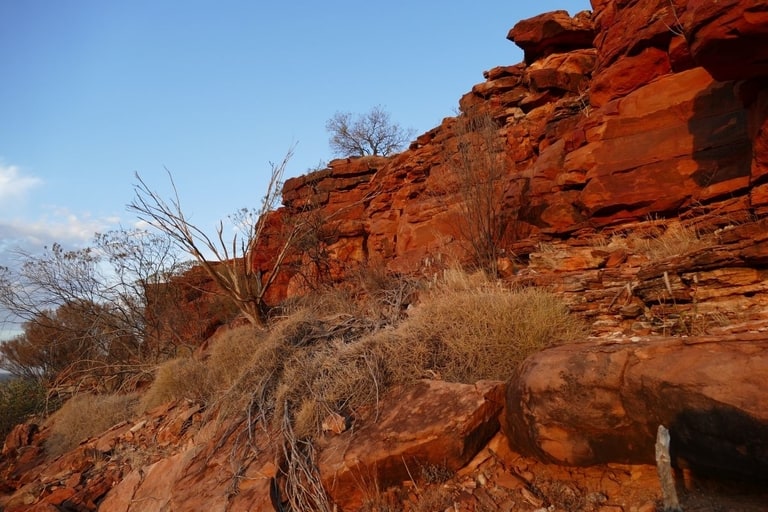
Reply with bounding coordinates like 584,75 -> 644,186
252,1 -> 768,305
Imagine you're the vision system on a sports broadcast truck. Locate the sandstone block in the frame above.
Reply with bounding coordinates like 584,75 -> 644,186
505,336 -> 768,480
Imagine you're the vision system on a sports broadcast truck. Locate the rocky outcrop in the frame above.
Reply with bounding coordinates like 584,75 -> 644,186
506,10 -> 595,64
684,0 -> 768,81
505,334 -> 768,477
252,0 -> 768,306
0,381 -> 504,512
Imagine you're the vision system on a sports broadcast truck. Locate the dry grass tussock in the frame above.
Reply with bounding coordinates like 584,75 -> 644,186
405,273 -> 586,382
45,392 -> 139,457
139,356 -> 213,413
632,221 -> 709,260
597,218 -> 714,261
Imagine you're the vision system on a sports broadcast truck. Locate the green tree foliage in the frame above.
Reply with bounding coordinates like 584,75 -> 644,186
0,377 -> 46,440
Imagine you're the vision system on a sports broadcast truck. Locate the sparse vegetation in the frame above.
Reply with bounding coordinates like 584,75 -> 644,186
129,146 -> 304,327
593,217 -> 712,262
451,110 -> 513,275
139,356 -> 213,413
634,220 -> 709,260
0,230 -> 191,385
403,273 -> 586,382
203,267 -> 584,441
0,377 -> 47,440
109,265 -> 582,508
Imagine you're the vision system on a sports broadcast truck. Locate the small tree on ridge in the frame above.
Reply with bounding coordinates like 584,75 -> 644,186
326,105 -> 414,157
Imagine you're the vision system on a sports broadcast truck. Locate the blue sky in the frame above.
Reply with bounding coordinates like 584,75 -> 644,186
0,0 -> 590,336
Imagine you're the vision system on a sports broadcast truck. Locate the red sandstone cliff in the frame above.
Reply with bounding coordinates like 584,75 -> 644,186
254,0 -> 768,307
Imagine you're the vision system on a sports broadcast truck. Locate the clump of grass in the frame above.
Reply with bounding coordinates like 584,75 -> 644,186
207,324 -> 266,390
413,485 -> 454,512
215,268 -> 584,442
139,356 -> 212,413
403,283 -> 586,382
624,218 -> 713,260
45,392 -> 138,457
137,267 -> 584,509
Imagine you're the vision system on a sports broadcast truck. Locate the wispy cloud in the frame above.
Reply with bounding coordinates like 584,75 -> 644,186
0,210 -> 119,250
0,162 -> 42,201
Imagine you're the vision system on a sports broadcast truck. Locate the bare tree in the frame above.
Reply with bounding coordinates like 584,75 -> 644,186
129,146 -> 302,328
326,105 -> 414,157
452,111 -> 512,276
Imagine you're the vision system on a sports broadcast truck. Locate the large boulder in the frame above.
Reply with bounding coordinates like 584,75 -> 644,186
505,335 -> 768,479
508,10 -> 595,64
684,0 -> 768,81
317,379 -> 505,511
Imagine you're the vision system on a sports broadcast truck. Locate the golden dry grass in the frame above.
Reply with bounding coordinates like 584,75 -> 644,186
129,267 -> 585,509
45,392 -> 139,456
403,282 -> 586,382
632,221 -> 708,260
209,268 -> 584,440
207,324 -> 266,390
138,356 -> 212,412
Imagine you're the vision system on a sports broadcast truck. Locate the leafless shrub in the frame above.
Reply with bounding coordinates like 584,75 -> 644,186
419,462 -> 454,484
451,111 -> 513,275
351,264 -> 420,326
277,402 -> 334,512
130,146 -> 302,327
0,230 -> 189,383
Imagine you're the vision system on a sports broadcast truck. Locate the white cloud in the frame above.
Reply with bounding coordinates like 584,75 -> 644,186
0,209 -> 121,258
0,162 -> 42,201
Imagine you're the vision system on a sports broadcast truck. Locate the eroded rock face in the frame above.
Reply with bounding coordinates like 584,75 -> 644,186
317,380 -> 505,511
5,3 -> 768,510
684,0 -> 768,81
505,335 -> 768,478
507,10 -> 595,64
